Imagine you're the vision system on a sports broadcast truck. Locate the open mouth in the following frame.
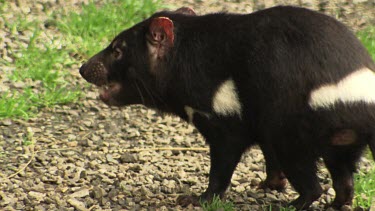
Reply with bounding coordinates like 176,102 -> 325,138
98,82 -> 122,103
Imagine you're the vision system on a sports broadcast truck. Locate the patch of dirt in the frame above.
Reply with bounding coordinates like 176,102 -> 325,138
1,0 -> 374,210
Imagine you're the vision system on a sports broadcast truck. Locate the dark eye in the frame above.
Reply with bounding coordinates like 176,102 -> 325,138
113,48 -> 122,60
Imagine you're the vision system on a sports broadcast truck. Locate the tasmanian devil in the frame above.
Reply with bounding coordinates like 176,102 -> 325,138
79,5 -> 375,209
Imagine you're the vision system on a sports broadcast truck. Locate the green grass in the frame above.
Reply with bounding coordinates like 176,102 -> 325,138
0,0 -> 160,119
0,92 -> 32,119
57,0 -> 160,58
201,195 -> 235,211
0,17 -> 82,119
354,167 -> 375,208
354,28 -> 375,209
22,128 -> 35,146
358,27 -> 375,60
200,197 -> 297,211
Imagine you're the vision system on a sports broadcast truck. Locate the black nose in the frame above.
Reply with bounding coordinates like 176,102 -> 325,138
79,63 -> 86,76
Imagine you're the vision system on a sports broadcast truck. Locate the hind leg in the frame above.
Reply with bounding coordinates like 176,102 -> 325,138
271,122 -> 323,209
278,149 -> 323,209
258,141 -> 287,191
323,143 -> 365,208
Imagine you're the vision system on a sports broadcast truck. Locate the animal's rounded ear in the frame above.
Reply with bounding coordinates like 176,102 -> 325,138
175,7 -> 196,16
148,17 -> 174,46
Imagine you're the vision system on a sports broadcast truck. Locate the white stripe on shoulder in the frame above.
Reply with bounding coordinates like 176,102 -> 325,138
212,79 -> 242,117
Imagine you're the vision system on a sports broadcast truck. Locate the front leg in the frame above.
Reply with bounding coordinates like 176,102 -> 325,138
177,114 -> 248,206
177,136 -> 247,206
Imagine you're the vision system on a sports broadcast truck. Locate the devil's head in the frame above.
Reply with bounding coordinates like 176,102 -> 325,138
79,7 -> 195,107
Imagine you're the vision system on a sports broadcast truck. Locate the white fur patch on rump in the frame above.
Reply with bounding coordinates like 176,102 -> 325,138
309,68 -> 375,109
212,79 -> 242,117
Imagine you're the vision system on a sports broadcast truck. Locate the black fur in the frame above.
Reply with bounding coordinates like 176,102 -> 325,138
79,6 -> 375,209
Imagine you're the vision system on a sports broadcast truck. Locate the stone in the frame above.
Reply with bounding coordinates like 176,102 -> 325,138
67,198 -> 88,211
120,153 -> 138,163
70,188 -> 90,198
28,191 -> 46,202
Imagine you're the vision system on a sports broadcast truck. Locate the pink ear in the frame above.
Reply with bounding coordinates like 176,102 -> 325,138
149,17 -> 174,46
175,7 -> 196,16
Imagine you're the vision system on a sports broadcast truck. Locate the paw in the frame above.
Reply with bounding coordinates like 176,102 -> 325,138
289,191 -> 322,210
258,177 -> 287,191
289,197 -> 311,210
329,199 -> 353,210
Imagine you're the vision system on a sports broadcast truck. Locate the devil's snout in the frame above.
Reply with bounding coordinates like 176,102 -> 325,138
78,61 -> 108,86
79,63 -> 87,76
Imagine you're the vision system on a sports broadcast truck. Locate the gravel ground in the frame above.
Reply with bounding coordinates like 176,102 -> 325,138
1,0 -> 375,210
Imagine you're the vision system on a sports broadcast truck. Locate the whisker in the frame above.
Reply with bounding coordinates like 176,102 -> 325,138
138,79 -> 158,108
134,81 -> 145,105
139,79 -> 169,109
